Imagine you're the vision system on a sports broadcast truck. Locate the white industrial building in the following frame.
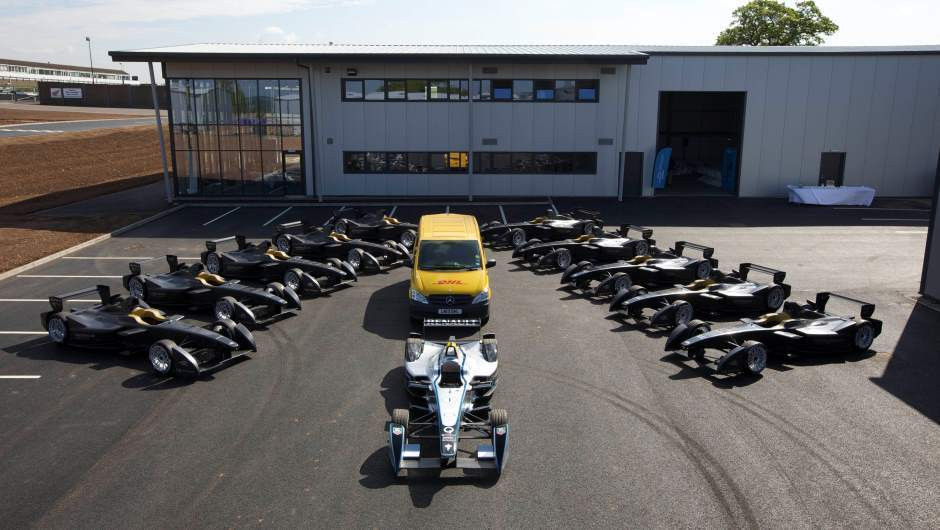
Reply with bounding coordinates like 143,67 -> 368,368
108,44 -> 940,200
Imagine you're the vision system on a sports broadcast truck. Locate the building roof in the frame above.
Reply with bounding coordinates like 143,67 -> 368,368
108,43 -> 940,64
0,58 -> 127,75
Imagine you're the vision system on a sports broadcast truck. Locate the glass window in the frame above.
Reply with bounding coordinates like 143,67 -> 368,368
218,125 -> 240,150
364,79 -> 385,100
534,80 -> 555,101
220,151 -> 242,195
199,150 -> 222,195
173,125 -> 195,151
239,124 -> 261,150
513,80 -> 534,101
278,80 -> 301,124
386,80 -> 406,100
449,80 -> 469,100
573,152 -> 597,173
241,151 -> 263,194
284,153 -> 304,195
258,80 -> 279,125
175,150 -> 199,195
417,240 -> 482,271
491,152 -> 511,172
447,152 -> 468,171
555,153 -> 574,173
429,153 -> 447,172
216,80 -> 238,123
387,152 -> 407,172
534,153 -> 555,173
408,152 -> 429,172
169,79 -> 194,124
576,80 -> 599,101
262,150 -> 284,194
555,80 -> 576,102
365,152 -> 387,172
344,152 -> 365,172
492,80 -> 512,100
473,153 -> 490,172
344,79 -> 363,100
196,124 -> 218,151
472,79 -> 491,101
429,80 -> 449,100
261,126 -> 281,151
193,79 -> 216,125
406,80 -> 427,100
512,152 -> 534,173
281,125 -> 302,151
236,80 -> 259,124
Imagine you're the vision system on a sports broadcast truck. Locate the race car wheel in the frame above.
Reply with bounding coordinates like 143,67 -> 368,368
853,323 -> 875,352
612,273 -> 632,293
633,240 -> 650,258
347,248 -> 364,270
211,318 -> 238,340
489,408 -> 509,427
672,301 -> 694,326
333,219 -> 348,234
46,314 -> 68,344
626,286 -> 648,317
214,296 -> 237,322
555,248 -> 572,270
283,268 -> 303,292
392,408 -> 410,436
205,252 -> 223,274
695,261 -> 712,280
741,341 -> 767,375
582,221 -> 596,235
127,276 -> 146,300
510,228 -> 526,248
275,235 -> 292,254
685,319 -> 711,361
326,257 -> 344,270
148,340 -> 176,376
764,285 -> 786,311
265,281 -> 287,297
400,229 -> 417,249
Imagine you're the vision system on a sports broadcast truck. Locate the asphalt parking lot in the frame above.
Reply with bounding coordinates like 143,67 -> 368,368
0,200 -> 937,528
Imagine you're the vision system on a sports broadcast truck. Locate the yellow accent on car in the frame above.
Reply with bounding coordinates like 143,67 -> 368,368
196,271 -> 226,286
574,234 -> 593,243
330,232 -> 352,242
383,216 -> 401,225
129,307 -> 167,325
265,249 -> 291,261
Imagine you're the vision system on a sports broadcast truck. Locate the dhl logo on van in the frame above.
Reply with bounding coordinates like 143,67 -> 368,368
434,279 -> 464,285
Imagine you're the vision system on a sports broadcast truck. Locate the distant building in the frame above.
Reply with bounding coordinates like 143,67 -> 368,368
0,58 -> 136,91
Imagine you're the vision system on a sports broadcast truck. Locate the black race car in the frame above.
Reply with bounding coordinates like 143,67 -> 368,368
41,285 -> 256,377
201,235 -> 356,295
479,208 -> 603,248
561,241 -> 718,296
664,292 -> 882,376
608,263 -> 791,329
511,225 -> 656,271
327,207 -> 418,249
272,220 -> 411,271
123,255 -> 302,326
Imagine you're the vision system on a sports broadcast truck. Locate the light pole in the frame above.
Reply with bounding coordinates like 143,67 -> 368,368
85,36 -> 95,84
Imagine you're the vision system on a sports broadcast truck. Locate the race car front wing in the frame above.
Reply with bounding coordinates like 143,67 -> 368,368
387,417 -> 508,474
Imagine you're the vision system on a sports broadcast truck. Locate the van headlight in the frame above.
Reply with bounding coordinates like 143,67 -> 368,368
409,288 -> 429,304
472,287 -> 490,304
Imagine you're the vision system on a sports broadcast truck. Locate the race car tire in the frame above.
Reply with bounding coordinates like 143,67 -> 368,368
400,229 -> 417,249
489,408 -> 508,427
275,234 -> 293,254
205,252 -> 223,274
211,318 -> 238,340
265,281 -> 287,298
852,323 -> 875,352
214,296 -> 238,322
392,408 -> 410,436
283,268 -> 304,292
741,341 -> 768,375
481,336 -> 498,362
347,248 -> 364,270
148,340 -> 176,376
633,239 -> 650,258
510,228 -> 526,248
46,314 -> 69,344
555,248 -> 572,270
326,257 -> 344,270
695,260 -> 713,280
685,319 -> 711,361
582,221 -> 595,235
333,219 -> 348,234
625,286 -> 648,317
127,276 -> 146,300
575,260 -> 592,269
405,336 -> 423,362
764,285 -> 786,311
612,273 -> 632,293
671,301 -> 694,326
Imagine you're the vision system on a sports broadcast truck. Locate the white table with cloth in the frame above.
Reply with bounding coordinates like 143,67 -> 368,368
786,185 -> 876,206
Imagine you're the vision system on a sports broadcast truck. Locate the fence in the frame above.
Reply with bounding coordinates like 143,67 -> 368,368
37,81 -> 167,109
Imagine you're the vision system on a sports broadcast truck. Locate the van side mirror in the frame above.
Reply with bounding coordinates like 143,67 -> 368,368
486,258 -> 496,269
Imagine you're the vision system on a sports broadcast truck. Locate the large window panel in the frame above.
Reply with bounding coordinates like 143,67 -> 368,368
555,80 -> 576,102
196,123 -> 218,151
278,80 -> 301,124
492,80 -> 512,101
239,124 -> 262,150
343,152 -> 469,174
429,80 -> 449,100
173,125 -> 195,151
169,79 -> 194,124
511,152 -> 534,172
198,150 -> 222,195
365,152 -> 387,172
236,80 -> 260,123
387,80 -> 406,100
344,152 -> 365,172
261,126 -> 281,151
408,152 -> 430,172
193,79 -> 216,125
364,79 -> 385,100
216,80 -> 238,123
218,125 -> 240,150
449,80 -> 469,100
576,79 -> 599,101
282,125 -> 302,151
572,152 -> 597,173
471,152 -> 596,174
387,152 -> 407,172
513,80 -> 534,101
262,150 -> 284,194
175,150 -> 199,195
284,153 -> 303,195
406,80 -> 428,101
241,151 -> 264,194
344,79 -> 363,100
534,80 -> 555,101
534,153 -> 555,173
220,151 -> 242,195
258,80 -> 280,125
472,79 -> 491,101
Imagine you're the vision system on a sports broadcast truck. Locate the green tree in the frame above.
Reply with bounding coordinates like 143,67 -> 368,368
716,0 -> 838,46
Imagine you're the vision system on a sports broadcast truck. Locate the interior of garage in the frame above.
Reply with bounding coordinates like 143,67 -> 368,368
655,91 -> 745,196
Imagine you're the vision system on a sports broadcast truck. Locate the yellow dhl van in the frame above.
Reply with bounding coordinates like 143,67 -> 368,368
409,213 -> 495,325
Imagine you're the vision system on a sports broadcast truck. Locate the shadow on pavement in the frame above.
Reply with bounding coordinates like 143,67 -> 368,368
362,279 -> 411,340
870,303 -> 940,425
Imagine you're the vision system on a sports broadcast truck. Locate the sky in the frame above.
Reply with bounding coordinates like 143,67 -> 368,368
1,0 -> 938,82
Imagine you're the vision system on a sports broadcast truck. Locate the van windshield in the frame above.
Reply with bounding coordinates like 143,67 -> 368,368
417,240 -> 481,271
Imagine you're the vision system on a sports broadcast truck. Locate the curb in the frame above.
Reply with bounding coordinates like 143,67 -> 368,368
0,205 -> 186,282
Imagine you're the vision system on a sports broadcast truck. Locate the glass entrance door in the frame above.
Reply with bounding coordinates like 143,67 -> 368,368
283,152 -> 303,195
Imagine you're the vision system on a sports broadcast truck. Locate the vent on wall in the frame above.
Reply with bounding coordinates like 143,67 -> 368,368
600,67 -> 616,75
482,67 -> 498,74
598,138 -> 614,145
481,138 -> 498,145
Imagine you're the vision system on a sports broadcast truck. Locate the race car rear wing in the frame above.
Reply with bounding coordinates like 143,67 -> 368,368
618,224 -> 654,240
813,292 -> 877,319
48,285 -> 112,312
205,235 -> 247,252
674,241 -> 715,259
275,220 -> 318,233
738,263 -> 786,284
567,208 -> 602,220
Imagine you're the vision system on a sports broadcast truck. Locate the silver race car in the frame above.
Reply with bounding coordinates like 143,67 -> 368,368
388,333 -> 509,477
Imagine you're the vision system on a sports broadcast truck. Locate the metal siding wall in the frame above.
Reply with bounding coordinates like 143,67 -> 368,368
625,54 -> 940,197
926,177 -> 940,299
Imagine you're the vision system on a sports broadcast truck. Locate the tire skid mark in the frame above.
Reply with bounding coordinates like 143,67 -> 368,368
506,360 -> 758,529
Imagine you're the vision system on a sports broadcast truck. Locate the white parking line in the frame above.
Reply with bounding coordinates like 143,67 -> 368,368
862,218 -> 929,222
17,275 -> 122,279
0,331 -> 46,335
62,256 -> 153,260
895,230 -> 928,234
836,207 -> 931,211
445,205 -> 450,213
0,375 -> 42,379
262,207 -> 293,227
389,205 -> 397,217
0,299 -> 96,302
202,207 -> 240,226
499,204 -> 508,224
547,197 -> 558,215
